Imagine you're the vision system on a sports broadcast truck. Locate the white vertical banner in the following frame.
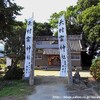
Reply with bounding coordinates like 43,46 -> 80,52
24,18 -> 33,78
58,15 -> 68,77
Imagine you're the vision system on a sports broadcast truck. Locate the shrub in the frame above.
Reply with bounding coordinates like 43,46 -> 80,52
90,57 -> 100,80
4,66 -> 24,80
0,66 -> 2,70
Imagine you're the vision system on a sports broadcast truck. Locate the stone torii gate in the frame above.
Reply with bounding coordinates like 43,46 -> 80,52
29,36 -> 73,85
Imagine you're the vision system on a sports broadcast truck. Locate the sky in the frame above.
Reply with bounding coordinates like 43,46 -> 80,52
15,0 -> 78,23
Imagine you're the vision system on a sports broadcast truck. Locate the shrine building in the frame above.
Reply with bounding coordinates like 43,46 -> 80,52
34,34 -> 82,70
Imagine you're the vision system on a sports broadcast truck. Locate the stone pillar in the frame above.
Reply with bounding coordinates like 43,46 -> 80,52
67,40 -> 73,85
29,40 -> 36,85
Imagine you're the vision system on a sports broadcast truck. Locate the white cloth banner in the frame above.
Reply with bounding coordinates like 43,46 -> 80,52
24,18 -> 33,78
58,15 -> 68,77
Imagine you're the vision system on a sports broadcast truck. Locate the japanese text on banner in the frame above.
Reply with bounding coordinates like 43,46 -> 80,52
58,15 -> 68,77
24,18 -> 33,78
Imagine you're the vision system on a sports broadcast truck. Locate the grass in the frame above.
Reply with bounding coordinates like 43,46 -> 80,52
0,79 -> 34,98
0,59 -> 34,99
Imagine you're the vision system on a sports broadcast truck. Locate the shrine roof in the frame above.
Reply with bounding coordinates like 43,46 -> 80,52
43,40 -> 82,55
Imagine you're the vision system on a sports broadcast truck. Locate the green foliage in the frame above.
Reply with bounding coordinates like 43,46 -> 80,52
49,11 -> 65,29
90,57 -> 100,80
0,66 -> 2,70
0,0 -> 23,40
34,21 -> 53,36
77,0 -> 100,41
0,80 -> 34,97
65,6 -> 82,34
76,0 -> 100,58
77,0 -> 100,11
4,66 -> 24,80
77,5 -> 100,43
5,22 -> 26,66
77,3 -> 100,58
49,6 -> 82,35
49,0 -> 100,59
0,0 -> 24,66
49,11 -> 65,35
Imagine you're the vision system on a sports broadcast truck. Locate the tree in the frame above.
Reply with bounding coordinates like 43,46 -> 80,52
33,21 -> 53,36
49,7 -> 82,35
66,0 -> 100,35
0,0 -> 23,40
65,6 -> 82,34
0,0 -> 24,66
49,0 -> 100,59
5,22 -> 26,66
77,0 -> 100,11
49,11 -> 65,35
77,4 -> 100,58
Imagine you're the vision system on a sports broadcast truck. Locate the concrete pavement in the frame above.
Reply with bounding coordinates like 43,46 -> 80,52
27,70 -> 99,100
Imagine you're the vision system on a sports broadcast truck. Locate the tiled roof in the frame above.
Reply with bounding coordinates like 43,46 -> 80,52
69,40 -> 82,51
43,49 -> 60,55
43,40 -> 82,55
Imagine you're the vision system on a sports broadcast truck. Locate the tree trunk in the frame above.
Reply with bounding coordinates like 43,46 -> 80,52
11,56 -> 20,67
